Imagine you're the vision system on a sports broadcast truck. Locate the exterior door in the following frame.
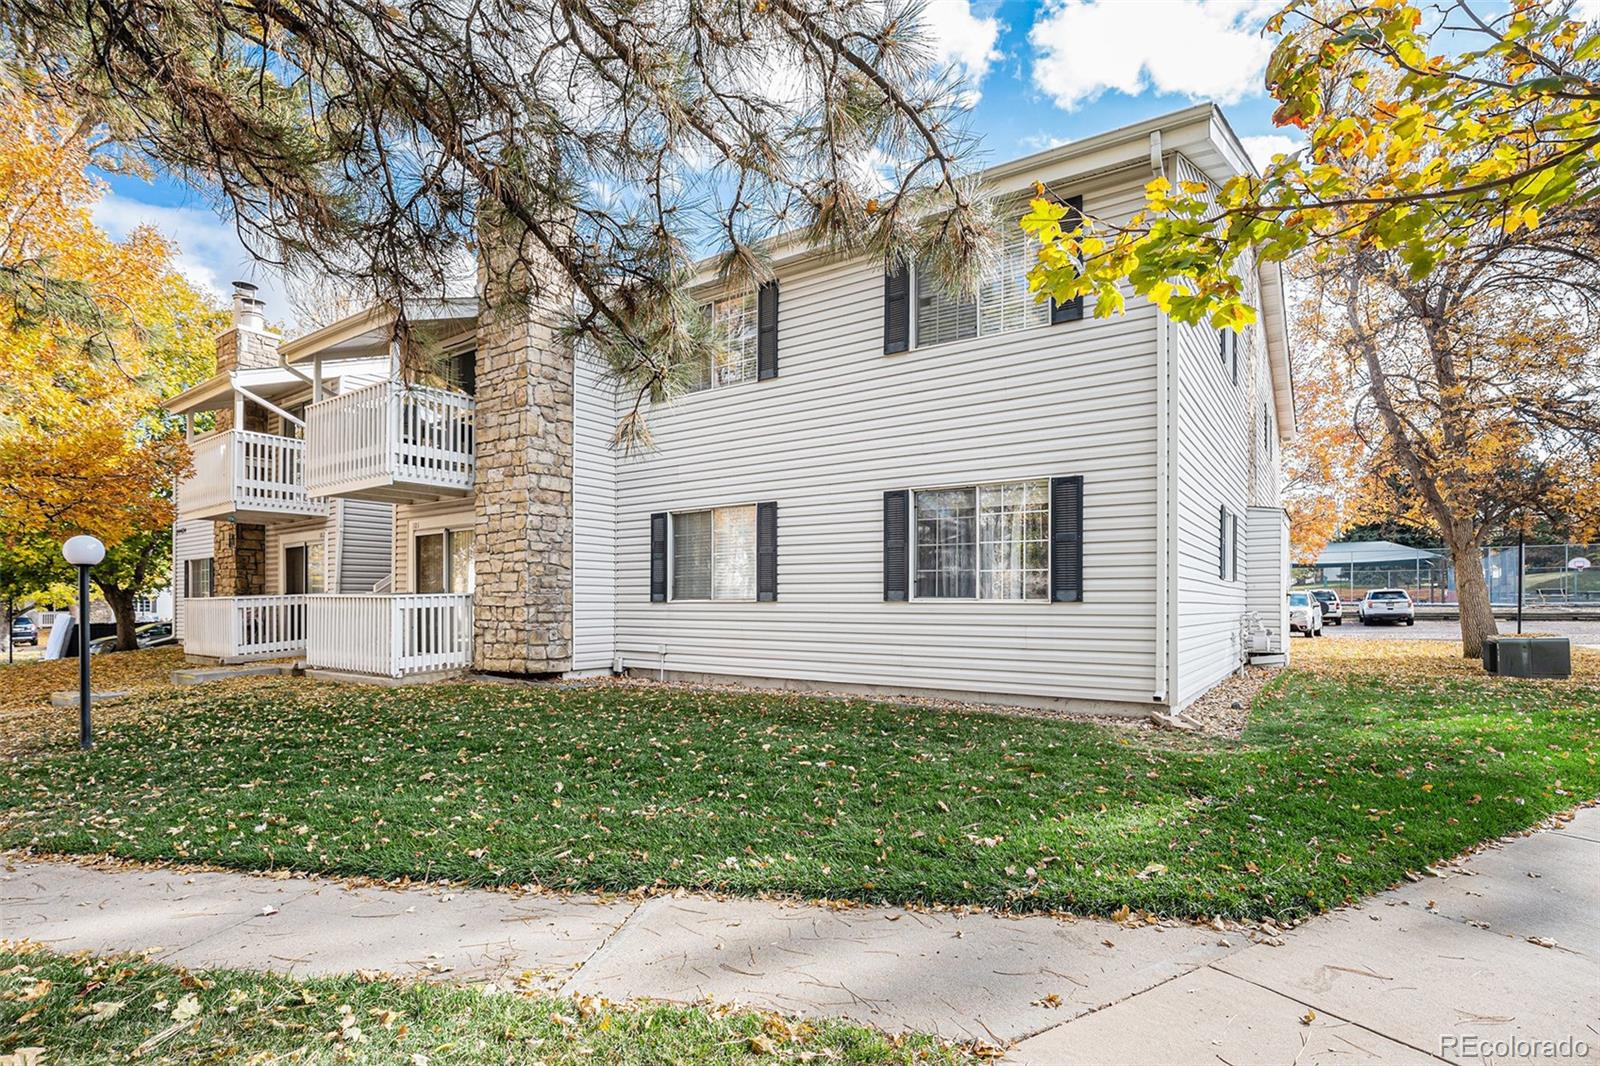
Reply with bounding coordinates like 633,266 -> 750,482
414,530 -> 474,594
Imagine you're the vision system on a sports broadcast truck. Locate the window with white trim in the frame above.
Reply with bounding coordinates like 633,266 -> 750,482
914,224 -> 1048,348
1219,329 -> 1239,385
1219,506 -> 1238,582
415,528 -> 474,594
671,505 -> 756,600
687,293 -> 758,393
185,558 -> 214,599
914,479 -> 1049,600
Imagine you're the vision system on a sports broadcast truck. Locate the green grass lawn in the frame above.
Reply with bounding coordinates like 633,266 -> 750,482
0,944 -> 969,1064
1,659 -> 1597,921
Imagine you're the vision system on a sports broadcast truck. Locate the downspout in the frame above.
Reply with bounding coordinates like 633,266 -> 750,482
1154,299 -> 1170,703
1150,132 -> 1175,705
1165,308 -> 1182,707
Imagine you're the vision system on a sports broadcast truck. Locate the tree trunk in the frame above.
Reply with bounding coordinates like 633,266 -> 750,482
1449,536 -> 1497,658
102,587 -> 140,651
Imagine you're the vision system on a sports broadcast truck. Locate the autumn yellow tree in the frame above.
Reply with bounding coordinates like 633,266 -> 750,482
1280,291 -> 1363,565
1023,1 -> 1600,656
0,81 -> 222,647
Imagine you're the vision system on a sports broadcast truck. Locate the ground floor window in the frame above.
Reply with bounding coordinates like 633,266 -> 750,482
1219,506 -> 1239,582
914,479 -> 1049,601
415,529 -> 474,594
185,558 -> 214,599
283,540 -> 326,595
672,505 -> 756,600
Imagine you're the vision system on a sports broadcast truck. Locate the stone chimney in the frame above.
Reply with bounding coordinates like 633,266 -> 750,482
212,281 -> 279,600
472,227 -> 575,676
215,281 -> 281,380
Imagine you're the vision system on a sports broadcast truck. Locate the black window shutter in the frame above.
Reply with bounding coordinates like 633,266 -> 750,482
883,262 -> 911,354
883,490 -> 909,601
758,280 -> 779,380
1050,196 -> 1086,325
650,512 -> 668,602
1050,476 -> 1084,602
756,501 -> 778,602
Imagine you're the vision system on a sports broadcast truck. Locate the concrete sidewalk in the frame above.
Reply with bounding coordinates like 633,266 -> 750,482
4,808 -> 1597,1064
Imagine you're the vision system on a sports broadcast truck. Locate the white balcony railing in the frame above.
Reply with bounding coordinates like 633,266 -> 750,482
305,594 -> 473,678
305,381 -> 475,502
182,595 -> 307,660
178,430 -> 327,523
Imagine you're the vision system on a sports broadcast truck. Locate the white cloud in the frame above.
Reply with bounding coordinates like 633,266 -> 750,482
1241,133 -> 1303,171
1029,0 -> 1273,112
91,193 -> 293,318
920,1 -> 1004,103
1575,0 -> 1600,21
1019,132 -> 1072,153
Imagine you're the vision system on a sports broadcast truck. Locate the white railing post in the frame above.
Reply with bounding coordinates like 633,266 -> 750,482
177,430 -> 322,521
302,593 -> 473,678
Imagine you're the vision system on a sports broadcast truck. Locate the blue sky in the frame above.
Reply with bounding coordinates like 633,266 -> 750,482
90,0 -> 1296,320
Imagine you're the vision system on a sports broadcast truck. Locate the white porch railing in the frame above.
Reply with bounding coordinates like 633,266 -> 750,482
305,594 -> 473,678
182,595 -> 307,660
304,381 -> 475,501
178,430 -> 327,522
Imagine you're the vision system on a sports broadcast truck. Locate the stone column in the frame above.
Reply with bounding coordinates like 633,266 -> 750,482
472,230 -> 574,675
211,282 -> 279,597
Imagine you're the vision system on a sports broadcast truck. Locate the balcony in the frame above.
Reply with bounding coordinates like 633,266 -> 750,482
304,381 -> 475,504
178,430 -> 328,524
305,594 -> 473,678
182,596 -> 307,661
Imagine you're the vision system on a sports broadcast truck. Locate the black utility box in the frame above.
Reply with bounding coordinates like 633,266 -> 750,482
1482,636 -> 1571,678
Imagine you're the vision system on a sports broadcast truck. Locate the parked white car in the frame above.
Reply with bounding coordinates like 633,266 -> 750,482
1359,588 -> 1416,626
1288,591 -> 1323,637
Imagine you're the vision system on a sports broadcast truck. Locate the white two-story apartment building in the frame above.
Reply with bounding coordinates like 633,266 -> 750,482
171,104 -> 1293,717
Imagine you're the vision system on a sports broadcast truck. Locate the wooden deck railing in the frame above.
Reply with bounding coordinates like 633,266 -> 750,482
305,593 -> 473,677
178,430 -> 325,520
182,595 -> 307,660
305,381 -> 474,499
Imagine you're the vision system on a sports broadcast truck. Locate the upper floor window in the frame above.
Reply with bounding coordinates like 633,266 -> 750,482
914,225 -> 1048,348
687,293 -> 758,393
1219,329 -> 1239,385
443,348 -> 476,395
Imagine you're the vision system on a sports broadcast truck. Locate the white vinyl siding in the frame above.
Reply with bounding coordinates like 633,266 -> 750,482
1172,152 -> 1261,709
171,520 -> 214,640
613,163 -> 1161,710
572,347 -> 618,672
338,499 -> 395,593
1246,506 -> 1290,651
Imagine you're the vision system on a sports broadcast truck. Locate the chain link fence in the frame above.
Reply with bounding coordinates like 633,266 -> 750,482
1294,543 -> 1599,606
